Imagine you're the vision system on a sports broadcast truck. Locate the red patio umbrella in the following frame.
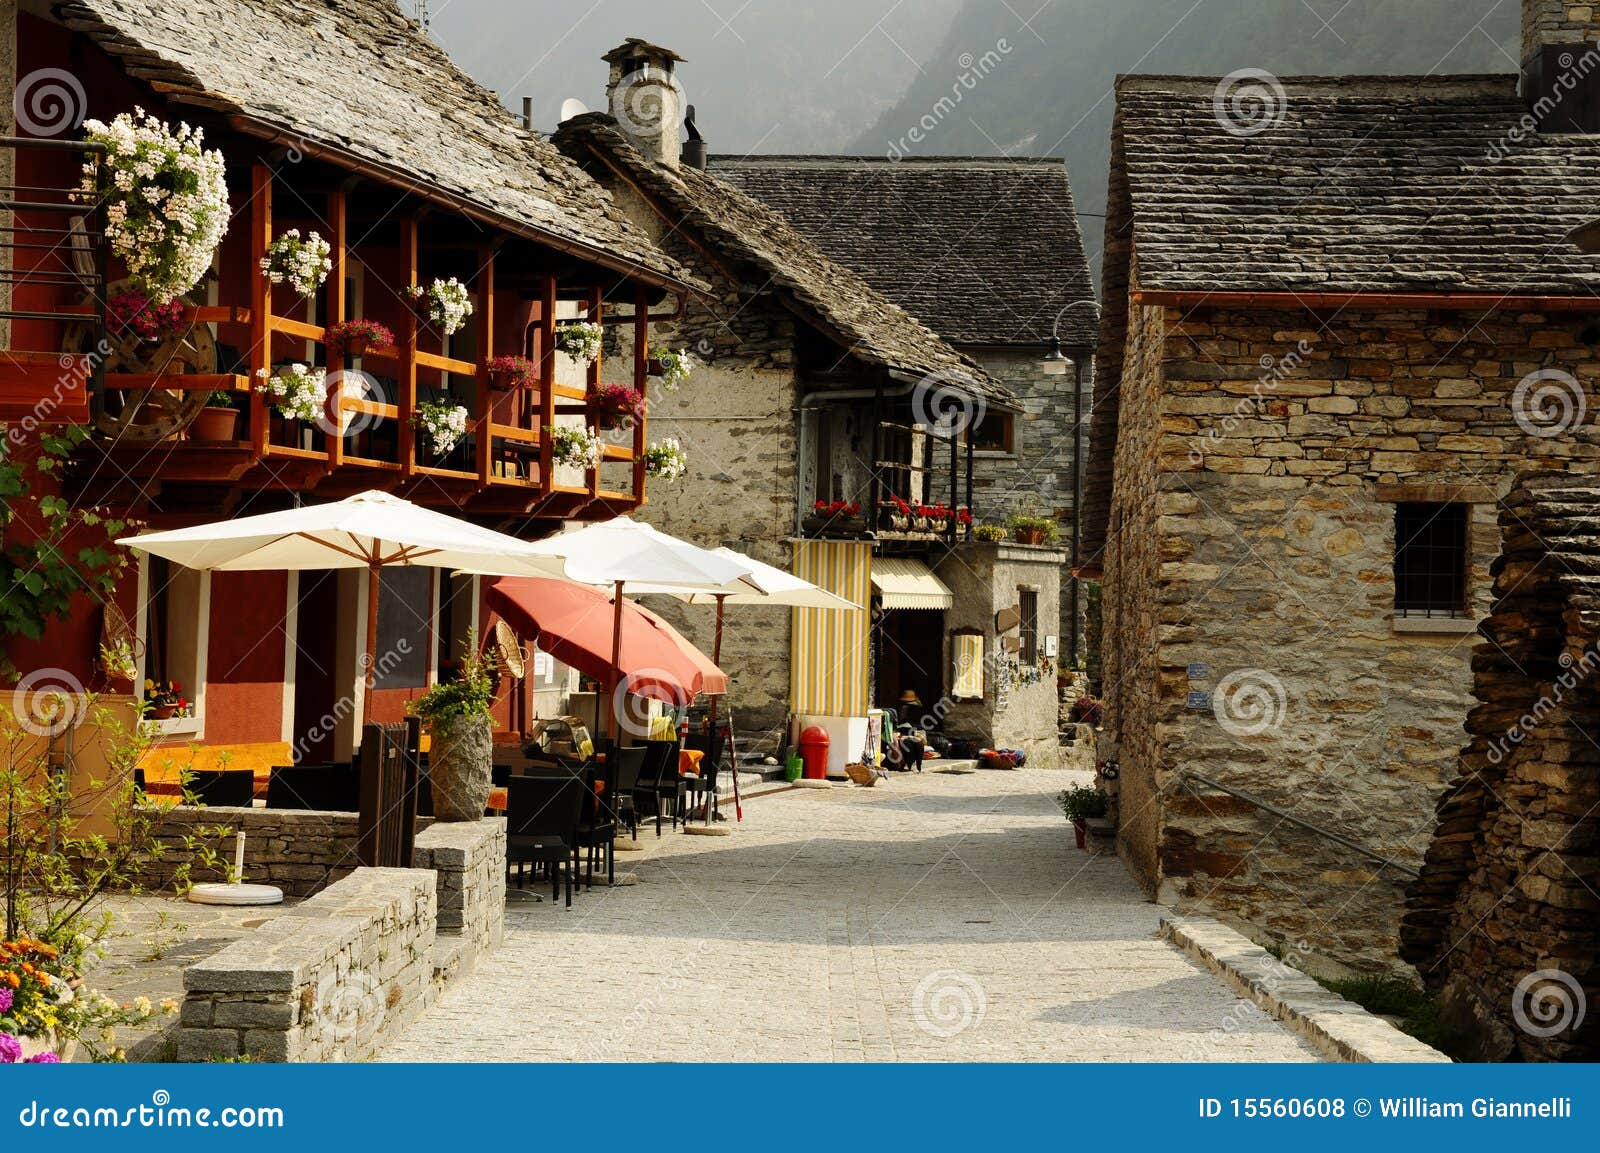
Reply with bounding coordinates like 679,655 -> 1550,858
486,578 -> 726,714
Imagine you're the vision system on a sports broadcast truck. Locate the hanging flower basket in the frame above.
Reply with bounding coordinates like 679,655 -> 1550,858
254,364 -> 325,423
646,348 -> 694,391
554,321 -> 604,362
413,399 -> 469,458
486,354 -> 537,391
643,437 -> 688,482
79,108 -> 229,306
325,319 -> 395,359
548,424 -> 603,469
105,287 -> 188,345
882,495 -> 912,532
260,229 -> 332,298
585,383 -> 646,430
406,278 -> 474,336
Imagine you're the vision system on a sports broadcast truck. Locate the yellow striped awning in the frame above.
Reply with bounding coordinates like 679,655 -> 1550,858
871,558 -> 953,610
790,539 -> 873,717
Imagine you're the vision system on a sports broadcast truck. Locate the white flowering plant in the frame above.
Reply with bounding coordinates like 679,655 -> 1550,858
414,400 -> 470,457
79,108 -> 229,306
547,424 -> 603,469
255,364 -> 325,423
406,278 -> 474,336
260,229 -> 332,297
554,321 -> 604,362
643,437 -> 688,482
651,348 -> 694,391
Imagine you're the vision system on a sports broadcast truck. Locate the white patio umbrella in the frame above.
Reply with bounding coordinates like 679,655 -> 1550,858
117,490 -> 568,722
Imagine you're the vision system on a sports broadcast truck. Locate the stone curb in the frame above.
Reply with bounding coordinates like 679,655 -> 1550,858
1160,915 -> 1452,1064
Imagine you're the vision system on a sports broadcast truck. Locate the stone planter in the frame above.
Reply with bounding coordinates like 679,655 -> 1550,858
428,714 -> 493,822
19,1029 -> 77,1063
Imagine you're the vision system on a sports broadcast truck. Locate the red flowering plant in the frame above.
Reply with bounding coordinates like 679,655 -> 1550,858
486,354 -> 537,390
324,319 -> 395,358
105,287 -> 186,344
586,383 -> 646,429
142,678 -> 191,719
920,502 -> 953,523
813,500 -> 860,518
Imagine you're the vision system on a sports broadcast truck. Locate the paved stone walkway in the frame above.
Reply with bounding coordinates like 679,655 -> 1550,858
382,768 -> 1320,1062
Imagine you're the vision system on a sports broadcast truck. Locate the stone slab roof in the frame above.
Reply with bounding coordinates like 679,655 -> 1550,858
55,0 -> 695,288
555,116 -> 1015,406
711,156 -> 1097,349
1081,73 -> 1600,561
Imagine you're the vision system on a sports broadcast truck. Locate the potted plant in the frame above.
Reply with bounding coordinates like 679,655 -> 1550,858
1007,505 -> 1061,547
325,318 -> 395,359
486,354 -> 537,391
923,503 -> 953,532
805,500 -> 863,537
80,109 -> 228,305
548,424 -> 604,469
413,399 -> 469,458
646,347 -> 694,390
410,636 -> 497,822
142,678 -> 190,721
586,383 -> 646,430
643,437 -> 688,481
405,278 -> 474,336
1071,695 -> 1104,726
254,364 -> 325,424
105,286 -> 187,345
1057,784 -> 1108,849
260,228 -> 332,298
189,390 -> 238,443
554,320 -> 604,362
973,524 -> 1007,543
882,495 -> 912,532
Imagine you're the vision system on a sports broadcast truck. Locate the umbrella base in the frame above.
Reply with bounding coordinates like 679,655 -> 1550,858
614,837 -> 646,852
684,824 -> 731,837
792,779 -> 833,790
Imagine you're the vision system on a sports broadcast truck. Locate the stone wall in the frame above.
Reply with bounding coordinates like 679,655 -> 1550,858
1402,476 -> 1600,1060
1522,0 -> 1600,58
177,868 -> 437,1062
934,541 -> 1067,768
413,819 -> 505,971
1104,301 -> 1600,972
132,806 -> 363,898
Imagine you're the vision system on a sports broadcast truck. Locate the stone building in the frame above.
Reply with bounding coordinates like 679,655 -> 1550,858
712,156 -> 1097,656
1084,0 -> 1600,971
1401,475 -> 1598,1061
553,41 -> 1069,767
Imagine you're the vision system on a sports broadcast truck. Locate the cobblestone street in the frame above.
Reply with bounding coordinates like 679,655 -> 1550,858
382,768 -> 1320,1062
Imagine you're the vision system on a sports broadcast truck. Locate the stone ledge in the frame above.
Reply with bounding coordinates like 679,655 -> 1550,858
1161,915 -> 1452,1064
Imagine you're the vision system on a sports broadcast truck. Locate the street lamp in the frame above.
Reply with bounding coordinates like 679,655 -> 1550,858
1038,298 -> 1101,671
1039,299 -> 1100,375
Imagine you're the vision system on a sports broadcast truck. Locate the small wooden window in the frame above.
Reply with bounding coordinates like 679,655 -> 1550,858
971,412 -> 1015,454
1019,589 -> 1039,663
1394,503 -> 1468,617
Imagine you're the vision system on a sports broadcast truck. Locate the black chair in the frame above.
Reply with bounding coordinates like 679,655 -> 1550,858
267,763 -> 360,811
682,726 -> 727,824
188,769 -> 256,807
574,755 -> 619,889
635,739 -> 682,837
505,775 -> 584,908
492,763 -> 512,786
608,745 -> 648,839
414,755 -> 435,818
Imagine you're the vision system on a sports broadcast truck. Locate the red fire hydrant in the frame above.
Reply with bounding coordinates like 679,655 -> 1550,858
798,725 -> 831,781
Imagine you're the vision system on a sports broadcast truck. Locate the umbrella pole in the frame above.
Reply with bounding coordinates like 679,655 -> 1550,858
711,594 -> 741,823
363,552 -> 381,726
608,579 -> 625,745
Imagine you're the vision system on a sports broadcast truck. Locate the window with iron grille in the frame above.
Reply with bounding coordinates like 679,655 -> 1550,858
1394,503 -> 1468,617
1019,589 -> 1039,664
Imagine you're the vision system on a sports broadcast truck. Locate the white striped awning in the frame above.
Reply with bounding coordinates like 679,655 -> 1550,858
871,558 -> 953,611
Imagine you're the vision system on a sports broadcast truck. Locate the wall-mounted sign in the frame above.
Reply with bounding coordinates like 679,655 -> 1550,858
1187,663 -> 1209,681
995,606 -> 1021,633
1186,691 -> 1212,711
1044,635 -> 1058,657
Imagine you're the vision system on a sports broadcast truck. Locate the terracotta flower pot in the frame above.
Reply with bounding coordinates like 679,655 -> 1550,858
1016,527 -> 1047,546
148,703 -> 178,721
428,714 -> 494,822
489,368 -> 526,391
341,335 -> 373,358
189,406 -> 239,443
1073,819 -> 1087,849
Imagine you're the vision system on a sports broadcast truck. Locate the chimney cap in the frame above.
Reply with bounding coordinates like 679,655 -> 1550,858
603,38 -> 686,67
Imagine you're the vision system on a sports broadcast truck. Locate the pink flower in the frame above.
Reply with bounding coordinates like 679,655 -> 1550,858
0,986 -> 13,1013
0,1033 -> 21,1064
26,1051 -> 60,1063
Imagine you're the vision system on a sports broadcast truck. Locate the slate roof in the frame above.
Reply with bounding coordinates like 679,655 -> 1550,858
555,115 -> 1016,406
55,0 -> 695,289
711,156 -> 1097,348
1082,73 -> 1600,561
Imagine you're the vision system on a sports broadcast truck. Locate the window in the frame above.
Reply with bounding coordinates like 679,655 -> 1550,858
1394,503 -> 1468,617
971,412 -> 1015,455
138,556 -> 210,730
951,630 -> 985,700
1018,589 -> 1039,664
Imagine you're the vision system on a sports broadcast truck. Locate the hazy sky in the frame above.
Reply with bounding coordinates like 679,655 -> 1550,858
426,0 -> 965,152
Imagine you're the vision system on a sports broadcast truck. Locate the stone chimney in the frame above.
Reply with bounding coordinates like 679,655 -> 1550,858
603,38 -> 686,168
1521,0 -> 1600,132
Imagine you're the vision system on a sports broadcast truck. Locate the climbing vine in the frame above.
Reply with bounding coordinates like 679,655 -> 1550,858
0,424 -> 132,673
